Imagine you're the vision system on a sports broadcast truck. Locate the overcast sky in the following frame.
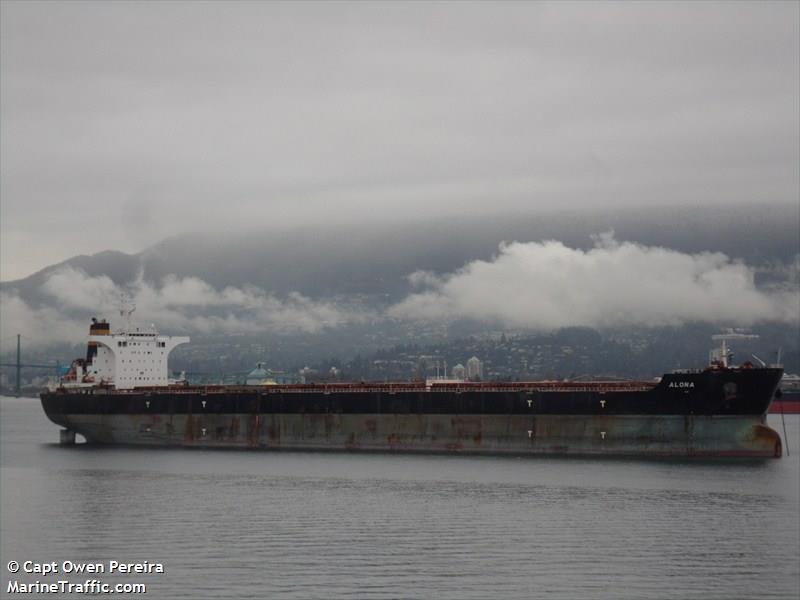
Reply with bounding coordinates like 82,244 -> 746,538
1,1 -> 798,281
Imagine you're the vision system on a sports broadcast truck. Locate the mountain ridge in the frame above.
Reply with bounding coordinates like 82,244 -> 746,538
3,204 -> 798,304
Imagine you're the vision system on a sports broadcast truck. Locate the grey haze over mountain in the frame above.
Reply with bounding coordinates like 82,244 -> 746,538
5,204 -> 798,299
2,205 -> 798,348
2,2 -> 798,281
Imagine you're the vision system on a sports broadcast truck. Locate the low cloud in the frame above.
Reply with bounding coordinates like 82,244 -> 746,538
0,293 -> 86,349
389,233 -> 799,329
2,267 -> 369,348
3,236 -> 797,350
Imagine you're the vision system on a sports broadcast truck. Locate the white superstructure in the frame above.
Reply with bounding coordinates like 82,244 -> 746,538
64,312 -> 189,390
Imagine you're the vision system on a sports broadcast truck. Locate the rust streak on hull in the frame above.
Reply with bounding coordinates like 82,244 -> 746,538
45,413 -> 783,458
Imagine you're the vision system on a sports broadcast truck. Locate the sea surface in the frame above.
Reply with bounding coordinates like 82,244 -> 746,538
1,396 -> 798,600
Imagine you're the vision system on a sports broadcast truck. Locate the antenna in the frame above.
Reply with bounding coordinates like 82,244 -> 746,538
118,294 -> 136,333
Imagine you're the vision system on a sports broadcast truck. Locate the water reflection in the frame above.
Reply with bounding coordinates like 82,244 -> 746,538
2,398 -> 798,600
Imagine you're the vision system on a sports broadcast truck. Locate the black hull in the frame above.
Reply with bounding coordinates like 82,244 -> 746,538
41,368 -> 784,458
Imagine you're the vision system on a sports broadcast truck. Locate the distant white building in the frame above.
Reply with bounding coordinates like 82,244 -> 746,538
451,363 -> 466,380
466,356 -> 483,381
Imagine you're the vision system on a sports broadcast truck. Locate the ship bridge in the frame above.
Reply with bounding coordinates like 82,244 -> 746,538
79,318 -> 189,389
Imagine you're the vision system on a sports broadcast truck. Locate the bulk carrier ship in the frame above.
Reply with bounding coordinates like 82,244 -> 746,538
41,311 -> 785,458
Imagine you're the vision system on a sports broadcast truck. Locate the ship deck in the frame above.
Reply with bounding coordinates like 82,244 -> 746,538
63,380 -> 660,395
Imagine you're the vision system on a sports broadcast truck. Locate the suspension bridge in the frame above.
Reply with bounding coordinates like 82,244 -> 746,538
0,335 -> 63,397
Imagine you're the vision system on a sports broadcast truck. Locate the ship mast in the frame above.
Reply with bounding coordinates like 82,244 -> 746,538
711,330 -> 759,367
118,295 -> 136,333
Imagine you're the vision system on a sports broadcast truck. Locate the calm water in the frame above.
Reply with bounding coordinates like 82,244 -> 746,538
1,396 -> 798,599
